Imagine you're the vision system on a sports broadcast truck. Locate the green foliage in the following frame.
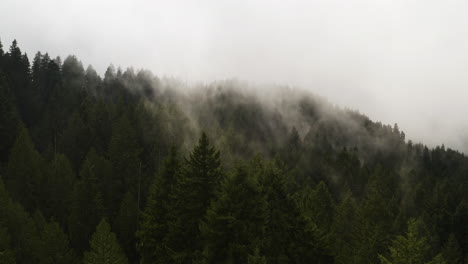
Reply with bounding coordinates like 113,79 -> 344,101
165,133 -> 223,263
260,161 -> 331,263
379,218 -> 446,264
31,212 -> 76,264
247,248 -> 266,264
83,219 -> 128,264
443,234 -> 463,264
43,154 -> 75,226
108,114 -> 141,213
0,74 -> 19,162
200,163 -> 266,263
137,147 -> 181,264
68,149 -> 106,253
116,191 -> 138,261
6,125 -> 45,212
0,39 -> 467,264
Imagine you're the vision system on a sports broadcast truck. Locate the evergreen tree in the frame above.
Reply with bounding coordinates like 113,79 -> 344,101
297,181 -> 334,233
68,149 -> 105,253
330,192 -> 361,264
165,133 -> 222,263
247,248 -> 266,264
0,225 -> 16,264
43,154 -> 75,226
83,219 -> 128,264
260,161 -> 331,264
108,114 -> 141,214
6,125 -> 45,212
137,147 -> 181,264
200,164 -> 266,264
31,212 -> 75,264
0,74 -> 20,162
116,191 -> 138,262
58,111 -> 91,170
379,218 -> 446,264
442,234 -> 463,264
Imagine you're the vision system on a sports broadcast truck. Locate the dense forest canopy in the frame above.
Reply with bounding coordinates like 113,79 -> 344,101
0,38 -> 467,264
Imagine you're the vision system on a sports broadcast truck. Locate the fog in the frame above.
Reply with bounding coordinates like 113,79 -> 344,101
2,0 -> 468,152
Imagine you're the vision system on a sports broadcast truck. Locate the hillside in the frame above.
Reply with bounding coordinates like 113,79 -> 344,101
0,39 -> 467,264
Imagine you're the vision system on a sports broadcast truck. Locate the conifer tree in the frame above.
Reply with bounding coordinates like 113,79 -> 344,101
31,212 -> 76,264
443,234 -> 463,264
247,248 -> 266,264
68,149 -> 105,253
83,219 -> 128,264
43,154 -> 75,226
260,161 -> 331,264
330,192 -> 361,264
0,74 -> 20,162
116,191 -> 138,262
297,181 -> 334,233
138,147 -> 181,264
200,164 -> 266,264
6,125 -> 44,212
0,225 -> 16,264
165,133 -> 222,263
379,218 -> 446,264
108,114 -> 141,213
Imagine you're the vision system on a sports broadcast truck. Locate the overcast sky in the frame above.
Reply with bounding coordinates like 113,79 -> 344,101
2,0 -> 468,152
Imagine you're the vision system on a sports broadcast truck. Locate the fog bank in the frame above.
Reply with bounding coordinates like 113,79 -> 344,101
2,0 -> 468,152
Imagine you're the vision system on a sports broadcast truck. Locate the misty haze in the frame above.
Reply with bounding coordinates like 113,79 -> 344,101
0,1 -> 467,264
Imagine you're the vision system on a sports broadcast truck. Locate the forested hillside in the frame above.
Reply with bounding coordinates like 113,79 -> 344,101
0,39 -> 467,264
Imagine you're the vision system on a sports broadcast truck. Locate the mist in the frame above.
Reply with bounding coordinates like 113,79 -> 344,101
2,0 -> 468,152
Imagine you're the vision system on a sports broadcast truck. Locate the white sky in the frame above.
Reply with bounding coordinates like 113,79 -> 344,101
2,0 -> 468,152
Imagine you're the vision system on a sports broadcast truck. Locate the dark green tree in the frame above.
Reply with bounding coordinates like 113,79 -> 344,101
68,149 -> 105,253
83,219 -> 128,264
379,218 -> 446,264
31,212 -> 76,264
6,125 -> 45,212
260,161 -> 331,264
43,154 -> 75,226
442,234 -> 463,264
108,114 -> 141,214
137,147 -> 181,264
116,191 -> 139,262
165,133 -> 222,263
0,74 -> 20,162
200,164 -> 266,264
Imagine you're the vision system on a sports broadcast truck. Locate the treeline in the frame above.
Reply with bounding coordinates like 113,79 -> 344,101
0,38 -> 467,264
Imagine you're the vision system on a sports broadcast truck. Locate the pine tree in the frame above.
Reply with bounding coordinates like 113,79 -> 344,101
0,179 -> 15,264
68,149 -> 105,253
379,218 -> 446,264
200,163 -> 266,264
330,192 -> 361,264
356,166 -> 400,264
58,112 -> 91,170
165,133 -> 222,263
0,225 -> 16,264
442,234 -> 462,264
116,191 -> 138,262
108,114 -> 141,214
83,219 -> 128,264
0,74 -> 20,162
43,154 -> 75,226
247,248 -> 266,264
297,181 -> 334,233
137,147 -> 181,264
31,212 -> 76,264
260,161 -> 331,264
6,125 -> 45,212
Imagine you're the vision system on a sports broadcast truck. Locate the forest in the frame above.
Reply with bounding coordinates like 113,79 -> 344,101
0,38 -> 467,264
